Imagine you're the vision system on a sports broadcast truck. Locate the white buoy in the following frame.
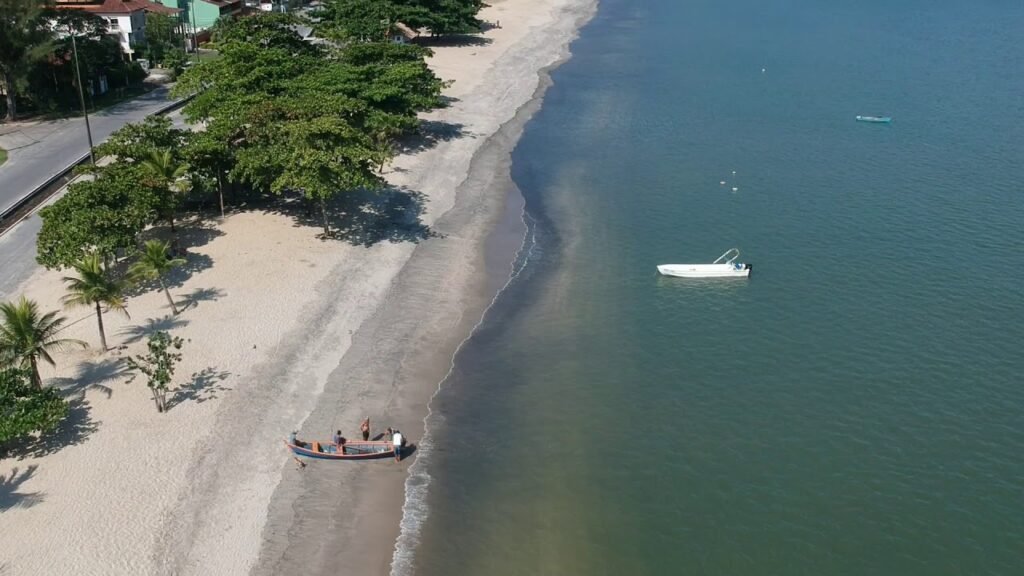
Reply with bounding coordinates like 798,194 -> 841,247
720,180 -> 726,185
732,187 -> 739,192
761,68 -> 766,73
731,170 -> 736,175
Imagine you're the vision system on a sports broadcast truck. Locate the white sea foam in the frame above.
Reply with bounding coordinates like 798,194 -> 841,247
390,207 -> 539,576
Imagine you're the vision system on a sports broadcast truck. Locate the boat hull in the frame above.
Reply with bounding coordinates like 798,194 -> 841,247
657,263 -> 751,278
285,440 -> 395,460
855,115 -> 892,123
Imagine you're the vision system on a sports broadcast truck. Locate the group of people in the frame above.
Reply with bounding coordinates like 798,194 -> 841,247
289,417 -> 407,465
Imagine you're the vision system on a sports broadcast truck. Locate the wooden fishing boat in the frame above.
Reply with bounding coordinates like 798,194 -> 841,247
285,439 -> 395,460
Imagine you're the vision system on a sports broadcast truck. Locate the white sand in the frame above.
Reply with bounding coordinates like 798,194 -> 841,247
0,0 -> 595,574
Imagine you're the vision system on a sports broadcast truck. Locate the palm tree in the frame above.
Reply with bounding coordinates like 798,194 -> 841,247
140,149 -> 189,232
61,253 -> 130,351
129,240 -> 186,315
0,297 -> 87,388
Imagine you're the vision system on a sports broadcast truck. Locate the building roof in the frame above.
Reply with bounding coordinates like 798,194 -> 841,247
144,1 -> 181,15
393,22 -> 417,40
54,0 -> 179,15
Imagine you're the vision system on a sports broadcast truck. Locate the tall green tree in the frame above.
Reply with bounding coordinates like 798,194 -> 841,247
315,0 -> 398,42
140,149 -> 190,232
0,297 -> 86,389
61,253 -> 130,351
181,130 -> 233,216
0,368 -> 68,445
95,116 -> 189,162
37,162 -> 161,270
143,12 -> 182,65
210,11 -> 309,52
317,0 -> 484,38
123,331 -> 183,413
0,0 -> 52,120
128,240 -> 186,315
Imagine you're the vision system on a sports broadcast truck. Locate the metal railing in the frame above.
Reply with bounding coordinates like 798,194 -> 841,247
0,96 -> 190,236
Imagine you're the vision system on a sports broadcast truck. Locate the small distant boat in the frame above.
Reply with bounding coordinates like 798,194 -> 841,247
285,439 -> 395,460
657,248 -> 752,278
855,115 -> 892,123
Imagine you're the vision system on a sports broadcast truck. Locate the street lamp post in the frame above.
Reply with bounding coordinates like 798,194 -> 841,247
190,0 -> 199,62
69,32 -> 96,165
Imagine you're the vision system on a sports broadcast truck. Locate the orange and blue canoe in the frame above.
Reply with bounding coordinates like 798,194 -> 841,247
285,439 -> 395,460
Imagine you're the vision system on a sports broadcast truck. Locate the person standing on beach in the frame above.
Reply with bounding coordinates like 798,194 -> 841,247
360,417 -> 370,441
392,429 -> 403,462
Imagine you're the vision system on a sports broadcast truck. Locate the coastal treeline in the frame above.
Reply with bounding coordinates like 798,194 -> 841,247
5,2 -> 485,447
316,0 -> 485,41
36,10 -> 449,263
0,1 -> 149,120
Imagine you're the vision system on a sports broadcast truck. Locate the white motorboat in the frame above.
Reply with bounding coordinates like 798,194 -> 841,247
657,248 -> 752,278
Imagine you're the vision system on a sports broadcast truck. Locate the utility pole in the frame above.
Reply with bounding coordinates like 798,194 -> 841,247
70,32 -> 96,165
190,0 -> 199,62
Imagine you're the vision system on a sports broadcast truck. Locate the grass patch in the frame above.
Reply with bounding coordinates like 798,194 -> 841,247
0,148 -> 7,167
195,49 -> 221,63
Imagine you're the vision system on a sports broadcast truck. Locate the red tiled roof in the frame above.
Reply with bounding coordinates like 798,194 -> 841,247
54,0 -> 177,14
144,1 -> 181,15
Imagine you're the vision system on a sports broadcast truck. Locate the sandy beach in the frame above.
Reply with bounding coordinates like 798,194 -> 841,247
0,0 -> 596,574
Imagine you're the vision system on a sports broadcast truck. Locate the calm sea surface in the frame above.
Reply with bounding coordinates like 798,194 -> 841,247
402,0 -> 1024,574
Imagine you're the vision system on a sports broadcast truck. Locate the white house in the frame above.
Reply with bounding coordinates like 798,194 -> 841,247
54,0 -> 180,60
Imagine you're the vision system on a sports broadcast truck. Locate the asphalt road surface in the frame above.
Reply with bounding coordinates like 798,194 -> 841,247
0,105 -> 188,301
0,86 -> 174,216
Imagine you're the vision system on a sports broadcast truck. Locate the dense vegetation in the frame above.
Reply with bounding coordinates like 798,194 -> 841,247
315,0 -> 485,41
0,2 -> 148,120
18,0 -> 484,442
37,6 -> 459,257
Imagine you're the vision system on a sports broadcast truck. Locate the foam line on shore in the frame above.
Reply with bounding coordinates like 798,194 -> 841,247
389,3 -> 599,573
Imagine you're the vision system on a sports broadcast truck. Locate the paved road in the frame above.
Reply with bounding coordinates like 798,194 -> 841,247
0,86 -> 175,216
0,107 -> 188,301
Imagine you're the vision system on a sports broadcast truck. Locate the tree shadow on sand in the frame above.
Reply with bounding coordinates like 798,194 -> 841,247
416,34 -> 493,48
267,185 -> 438,246
395,120 -> 469,155
166,367 -> 231,410
4,396 -> 99,461
179,287 -> 226,312
142,220 -> 225,251
119,221 -> 223,298
3,356 -> 135,459
121,250 -> 215,298
3,356 -> 138,460
119,315 -> 190,345
0,465 -> 43,511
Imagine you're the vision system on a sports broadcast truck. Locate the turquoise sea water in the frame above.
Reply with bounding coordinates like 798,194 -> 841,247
402,0 -> 1024,574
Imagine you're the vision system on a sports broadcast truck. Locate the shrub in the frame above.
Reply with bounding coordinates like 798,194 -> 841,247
0,369 -> 68,445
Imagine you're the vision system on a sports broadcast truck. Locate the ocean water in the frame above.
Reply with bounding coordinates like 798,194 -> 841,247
400,0 -> 1024,574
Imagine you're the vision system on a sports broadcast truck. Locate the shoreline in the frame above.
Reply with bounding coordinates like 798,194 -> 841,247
390,35 -> 595,575
0,1 -> 597,574
252,2 -> 600,574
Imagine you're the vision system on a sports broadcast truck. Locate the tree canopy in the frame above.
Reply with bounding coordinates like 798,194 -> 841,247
0,297 -> 85,389
37,162 -> 161,269
2,4 -> 145,119
173,15 -> 449,234
314,0 -> 484,41
95,115 -> 189,162
0,0 -> 52,119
